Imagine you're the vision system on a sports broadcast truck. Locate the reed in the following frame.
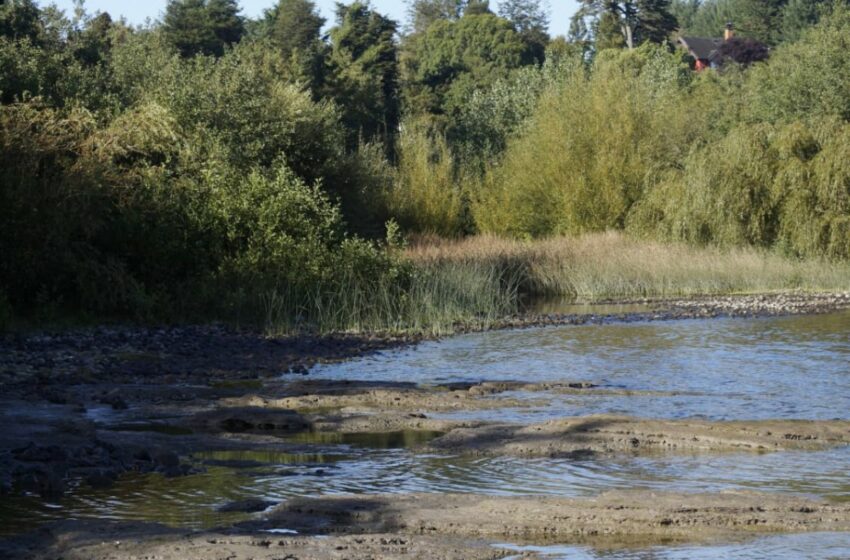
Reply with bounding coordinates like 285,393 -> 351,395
405,232 -> 850,300
261,231 -> 850,336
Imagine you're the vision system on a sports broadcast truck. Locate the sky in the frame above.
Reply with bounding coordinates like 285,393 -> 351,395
49,1 -> 580,37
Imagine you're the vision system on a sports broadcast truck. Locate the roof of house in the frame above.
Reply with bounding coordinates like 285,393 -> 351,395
679,36 -> 724,62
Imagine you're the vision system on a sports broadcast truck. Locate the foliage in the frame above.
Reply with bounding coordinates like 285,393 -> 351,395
474,44 -> 690,237
572,0 -> 678,50
385,123 -> 465,236
716,35 -> 770,65
746,4 -> 850,122
497,0 -> 550,62
401,11 -> 530,119
267,0 -> 326,89
326,2 -> 400,147
163,0 -> 244,58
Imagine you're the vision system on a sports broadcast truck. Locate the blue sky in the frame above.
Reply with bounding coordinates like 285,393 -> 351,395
48,1 -> 580,37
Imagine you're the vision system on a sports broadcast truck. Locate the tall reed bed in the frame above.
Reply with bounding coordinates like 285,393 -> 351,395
406,232 -> 850,301
261,257 -> 521,336
261,232 -> 850,336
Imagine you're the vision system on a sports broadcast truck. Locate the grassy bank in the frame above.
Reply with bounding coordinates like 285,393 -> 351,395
259,232 -> 850,335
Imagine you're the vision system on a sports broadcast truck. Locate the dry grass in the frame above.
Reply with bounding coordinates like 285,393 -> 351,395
406,232 -> 850,300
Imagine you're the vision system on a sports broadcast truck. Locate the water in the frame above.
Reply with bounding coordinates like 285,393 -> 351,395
3,311 -> 850,557
311,311 -> 850,421
499,532 -> 850,559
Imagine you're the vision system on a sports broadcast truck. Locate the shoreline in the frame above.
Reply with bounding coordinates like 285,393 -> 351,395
1,291 -> 849,558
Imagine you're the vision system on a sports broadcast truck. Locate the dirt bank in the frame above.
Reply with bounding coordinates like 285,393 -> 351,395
0,521 -> 513,560
426,415 -> 850,456
266,490 -> 850,542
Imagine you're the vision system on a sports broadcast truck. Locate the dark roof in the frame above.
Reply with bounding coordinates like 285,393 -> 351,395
679,36 -> 723,62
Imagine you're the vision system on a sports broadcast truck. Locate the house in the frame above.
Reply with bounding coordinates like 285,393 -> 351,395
679,23 -> 735,71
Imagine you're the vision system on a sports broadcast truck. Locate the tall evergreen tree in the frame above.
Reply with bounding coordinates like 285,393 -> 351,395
270,0 -> 326,89
734,0 -> 786,44
498,0 -> 550,63
572,1 -> 675,49
271,0 -> 325,54
163,0 -> 244,58
207,0 -> 244,47
636,0 -> 678,43
327,2 -> 400,146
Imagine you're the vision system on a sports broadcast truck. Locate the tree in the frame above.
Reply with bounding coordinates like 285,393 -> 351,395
207,0 -> 244,48
498,0 -> 550,63
406,0 -> 466,33
717,34 -> 769,64
72,12 -> 114,66
572,0 -> 676,50
781,0 -> 826,42
402,11 -> 529,118
670,0 -> 700,31
327,2 -> 400,146
733,0 -> 786,45
271,0 -> 325,54
162,0 -> 244,58
270,0 -> 326,89
0,0 -> 42,42
636,0 -> 678,43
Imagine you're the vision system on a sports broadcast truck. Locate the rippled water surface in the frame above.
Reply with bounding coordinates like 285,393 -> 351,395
313,311 -> 850,421
3,311 -> 850,558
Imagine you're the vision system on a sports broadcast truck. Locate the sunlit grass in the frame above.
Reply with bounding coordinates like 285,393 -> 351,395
262,231 -> 850,336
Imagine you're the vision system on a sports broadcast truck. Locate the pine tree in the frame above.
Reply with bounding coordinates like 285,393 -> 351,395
327,2 -> 400,146
406,0 -> 466,33
272,0 -> 325,55
636,0 -> 678,43
670,0 -> 700,32
206,0 -> 244,49
498,0 -> 550,63
163,0 -> 243,58
734,0 -> 786,45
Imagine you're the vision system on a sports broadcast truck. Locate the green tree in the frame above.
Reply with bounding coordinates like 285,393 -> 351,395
781,0 -> 826,42
572,0 -> 676,49
670,0 -> 700,31
688,0 -> 736,37
327,2 -> 400,146
162,0 -> 244,58
207,0 -> 244,47
406,0 -> 466,33
636,0 -> 678,43
0,0 -> 42,42
270,0 -> 326,89
72,12 -> 114,66
498,0 -> 550,63
734,0 -> 786,44
402,11 -> 529,118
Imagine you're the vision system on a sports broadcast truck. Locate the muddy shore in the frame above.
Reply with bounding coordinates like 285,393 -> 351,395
2,292 -> 850,559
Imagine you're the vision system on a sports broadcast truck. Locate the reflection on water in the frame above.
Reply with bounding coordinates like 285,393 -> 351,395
282,430 -> 444,448
2,445 -> 848,536
312,311 -> 850,421
499,532 -> 850,559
